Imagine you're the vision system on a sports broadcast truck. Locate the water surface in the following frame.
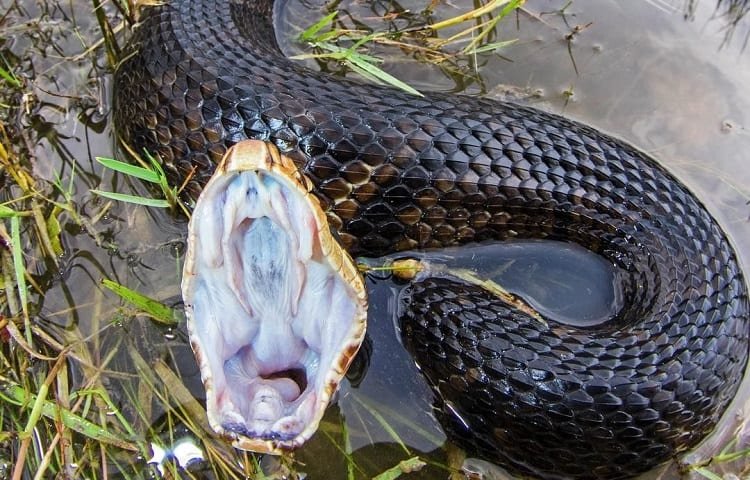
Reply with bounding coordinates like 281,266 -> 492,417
1,0 -> 749,478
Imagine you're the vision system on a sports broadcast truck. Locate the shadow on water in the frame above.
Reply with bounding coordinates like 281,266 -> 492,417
1,0 -> 750,478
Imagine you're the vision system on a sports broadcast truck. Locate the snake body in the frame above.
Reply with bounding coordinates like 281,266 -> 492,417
113,1 -> 749,478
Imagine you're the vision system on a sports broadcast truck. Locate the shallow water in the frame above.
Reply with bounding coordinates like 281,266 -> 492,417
2,0 -> 750,478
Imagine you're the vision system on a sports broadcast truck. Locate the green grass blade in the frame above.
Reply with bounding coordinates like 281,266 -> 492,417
1,384 -> 140,451
345,55 -> 423,97
95,156 -> 162,183
10,216 -> 31,344
0,204 -> 18,218
461,0 -> 523,54
341,418 -> 355,480
309,28 -> 348,43
20,379 -> 49,439
429,0 -> 514,30
352,396 -> 410,455
348,32 -> 381,52
45,206 -> 64,256
296,14 -> 423,96
291,42 -> 382,64
344,60 -> 391,87
320,429 -> 364,478
144,150 -> 169,183
141,150 -> 182,209
0,67 -> 20,88
0,53 -> 21,88
101,279 -> 179,324
372,457 -> 426,480
90,190 -> 170,208
293,39 -> 421,96
692,467 -> 724,480
713,446 -> 750,463
299,10 -> 339,41
72,388 -> 139,439
466,39 -> 518,54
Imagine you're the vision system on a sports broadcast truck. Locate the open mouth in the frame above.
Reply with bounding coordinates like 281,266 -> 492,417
182,141 -> 367,453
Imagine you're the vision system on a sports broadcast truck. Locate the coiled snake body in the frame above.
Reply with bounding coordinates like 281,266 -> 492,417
114,1 -> 749,478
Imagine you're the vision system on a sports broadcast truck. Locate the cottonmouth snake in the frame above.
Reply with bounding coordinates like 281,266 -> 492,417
113,0 -> 750,478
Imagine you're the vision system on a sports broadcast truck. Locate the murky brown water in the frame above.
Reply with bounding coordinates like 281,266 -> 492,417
2,0 -> 750,478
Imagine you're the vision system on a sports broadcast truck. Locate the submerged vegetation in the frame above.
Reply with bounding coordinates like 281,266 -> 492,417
0,0 -> 749,479
294,0 -> 524,96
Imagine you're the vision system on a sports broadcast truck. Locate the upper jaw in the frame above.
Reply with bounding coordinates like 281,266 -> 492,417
182,140 -> 367,453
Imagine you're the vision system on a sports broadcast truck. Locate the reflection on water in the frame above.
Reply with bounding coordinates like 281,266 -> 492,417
2,0 -> 750,478
684,0 -> 750,48
374,240 -> 622,327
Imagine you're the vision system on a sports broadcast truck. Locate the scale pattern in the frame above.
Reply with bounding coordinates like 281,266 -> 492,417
113,1 -> 749,478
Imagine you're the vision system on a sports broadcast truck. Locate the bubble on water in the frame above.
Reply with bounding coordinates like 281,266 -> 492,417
163,328 -> 176,341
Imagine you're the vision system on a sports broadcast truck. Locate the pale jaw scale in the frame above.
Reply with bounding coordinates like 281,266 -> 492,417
182,140 -> 368,454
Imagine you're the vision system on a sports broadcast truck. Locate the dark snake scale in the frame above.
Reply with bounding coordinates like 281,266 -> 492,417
113,1 -> 749,478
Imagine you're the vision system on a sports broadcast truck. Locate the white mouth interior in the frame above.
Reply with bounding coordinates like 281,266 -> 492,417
184,166 -> 363,445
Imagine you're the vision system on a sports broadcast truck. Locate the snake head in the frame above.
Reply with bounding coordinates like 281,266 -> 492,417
182,140 -> 367,454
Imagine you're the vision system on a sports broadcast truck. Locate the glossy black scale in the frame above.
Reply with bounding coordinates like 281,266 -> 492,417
113,1 -> 750,478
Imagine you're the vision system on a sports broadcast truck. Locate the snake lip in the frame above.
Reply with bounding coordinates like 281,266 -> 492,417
182,140 -> 368,454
